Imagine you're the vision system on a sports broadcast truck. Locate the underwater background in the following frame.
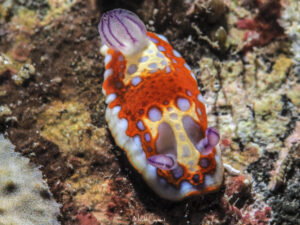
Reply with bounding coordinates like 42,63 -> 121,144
0,0 -> 299,224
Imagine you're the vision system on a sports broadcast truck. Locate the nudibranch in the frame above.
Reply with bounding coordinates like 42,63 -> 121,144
99,9 -> 224,201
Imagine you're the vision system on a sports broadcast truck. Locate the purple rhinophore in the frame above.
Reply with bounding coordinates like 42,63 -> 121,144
196,127 -> 220,155
207,127 -> 220,146
148,154 -> 177,170
98,9 -> 149,55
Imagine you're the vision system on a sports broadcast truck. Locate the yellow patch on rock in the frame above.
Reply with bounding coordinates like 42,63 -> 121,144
37,100 -> 107,156
265,54 -> 293,87
287,84 -> 300,107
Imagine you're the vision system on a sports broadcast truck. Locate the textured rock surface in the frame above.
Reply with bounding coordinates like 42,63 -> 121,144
0,135 -> 61,225
0,0 -> 299,224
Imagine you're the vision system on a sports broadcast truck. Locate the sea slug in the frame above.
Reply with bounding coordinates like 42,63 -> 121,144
99,8 -> 224,200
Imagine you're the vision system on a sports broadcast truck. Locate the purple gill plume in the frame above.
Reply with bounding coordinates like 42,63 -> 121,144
98,8 -> 149,56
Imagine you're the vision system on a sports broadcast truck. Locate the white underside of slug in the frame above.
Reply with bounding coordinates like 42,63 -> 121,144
105,104 -> 224,200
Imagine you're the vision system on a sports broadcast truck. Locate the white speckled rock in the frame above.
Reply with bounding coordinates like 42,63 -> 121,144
280,1 -> 300,73
0,135 -> 61,225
